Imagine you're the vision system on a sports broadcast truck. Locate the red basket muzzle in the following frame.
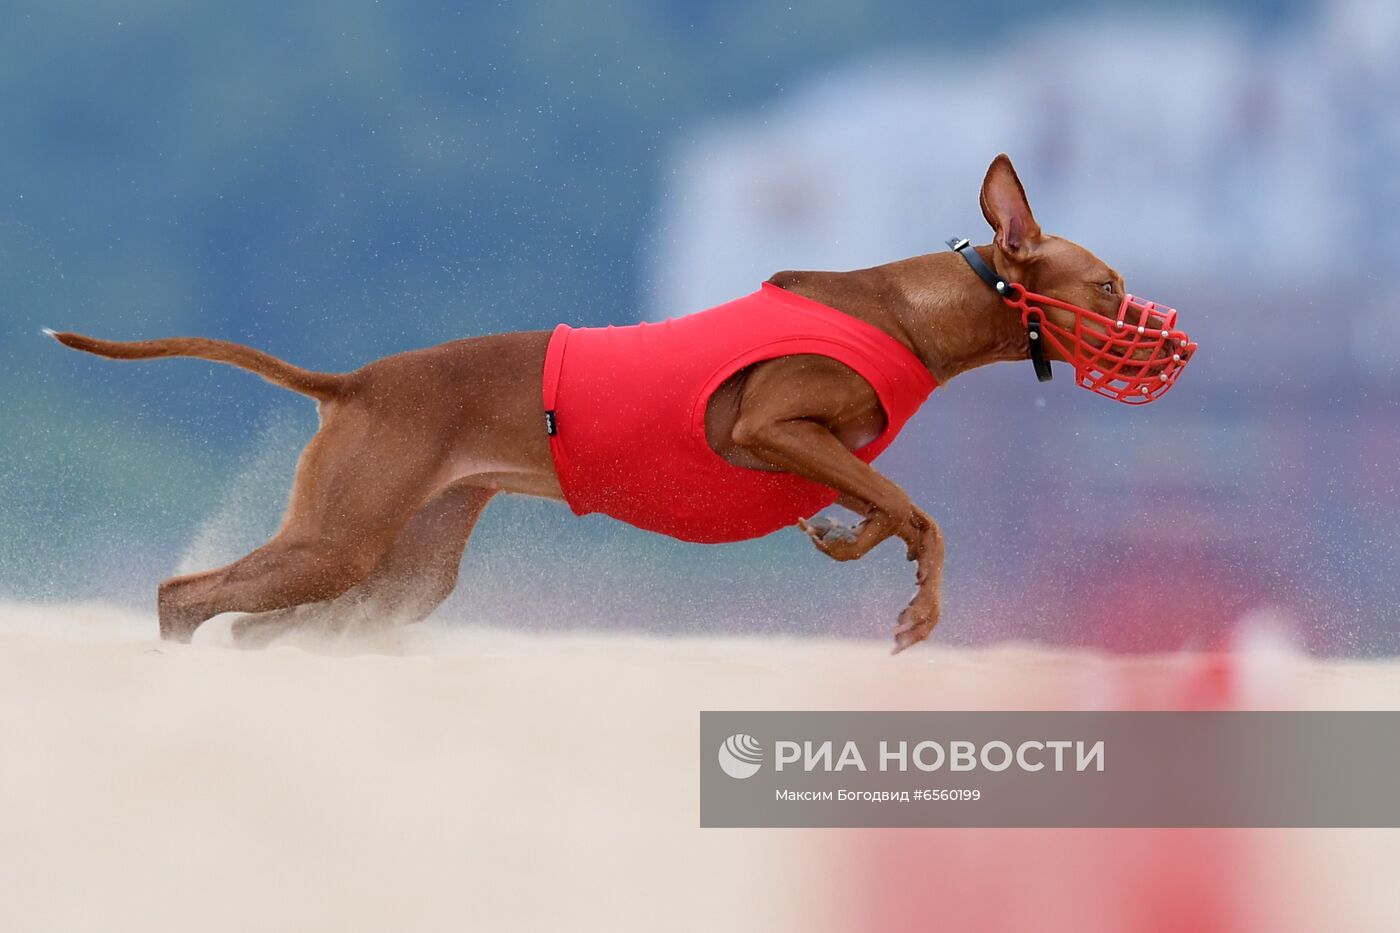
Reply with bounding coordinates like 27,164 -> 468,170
1005,285 -> 1197,404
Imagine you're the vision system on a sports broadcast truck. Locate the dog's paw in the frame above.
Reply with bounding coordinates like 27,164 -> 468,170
891,600 -> 940,654
797,516 -> 863,560
800,515 -> 858,543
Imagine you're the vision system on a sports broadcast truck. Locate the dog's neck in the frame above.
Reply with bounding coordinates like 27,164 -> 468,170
768,246 -> 1030,385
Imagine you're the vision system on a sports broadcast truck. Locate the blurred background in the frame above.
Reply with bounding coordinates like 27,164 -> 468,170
3,0 -> 1397,653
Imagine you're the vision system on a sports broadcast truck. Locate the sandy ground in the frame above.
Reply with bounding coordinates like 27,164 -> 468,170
3,601 -> 1400,932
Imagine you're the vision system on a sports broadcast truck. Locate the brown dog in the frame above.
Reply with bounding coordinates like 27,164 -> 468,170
50,154 -> 1163,651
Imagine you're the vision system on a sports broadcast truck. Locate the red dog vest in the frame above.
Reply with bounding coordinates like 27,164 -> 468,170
542,282 -> 938,543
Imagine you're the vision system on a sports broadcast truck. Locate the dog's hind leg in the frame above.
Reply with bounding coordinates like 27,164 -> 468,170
228,481 -> 496,647
156,414 -> 451,643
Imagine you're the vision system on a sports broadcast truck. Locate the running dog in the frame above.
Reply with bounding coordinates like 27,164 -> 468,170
48,154 -> 1194,651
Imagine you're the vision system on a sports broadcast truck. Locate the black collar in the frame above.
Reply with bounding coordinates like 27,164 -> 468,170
947,237 -> 1053,383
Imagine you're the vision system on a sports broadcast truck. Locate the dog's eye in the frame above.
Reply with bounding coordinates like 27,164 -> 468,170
1099,281 -> 1116,295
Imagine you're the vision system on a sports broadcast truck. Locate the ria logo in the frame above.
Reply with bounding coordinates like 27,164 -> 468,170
717,733 -> 763,779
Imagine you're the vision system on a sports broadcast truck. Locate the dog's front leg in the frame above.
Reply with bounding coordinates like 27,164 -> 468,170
804,496 -> 944,652
797,496 -> 900,562
733,417 -> 944,651
891,505 -> 944,653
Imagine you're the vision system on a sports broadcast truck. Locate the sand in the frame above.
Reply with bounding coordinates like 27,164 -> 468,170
2,601 -> 1399,932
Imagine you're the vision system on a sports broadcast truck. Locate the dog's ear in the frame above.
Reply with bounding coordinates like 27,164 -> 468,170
979,154 -> 1042,263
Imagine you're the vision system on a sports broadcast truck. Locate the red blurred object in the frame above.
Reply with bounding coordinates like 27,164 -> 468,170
837,652 -> 1263,933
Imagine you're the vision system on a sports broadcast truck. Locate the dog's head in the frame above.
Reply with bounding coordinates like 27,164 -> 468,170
979,154 -> 1195,404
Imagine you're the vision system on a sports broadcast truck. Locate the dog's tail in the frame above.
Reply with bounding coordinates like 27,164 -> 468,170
44,329 -> 345,401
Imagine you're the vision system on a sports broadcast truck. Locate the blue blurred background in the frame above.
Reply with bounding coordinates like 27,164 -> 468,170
3,0 -> 1397,653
